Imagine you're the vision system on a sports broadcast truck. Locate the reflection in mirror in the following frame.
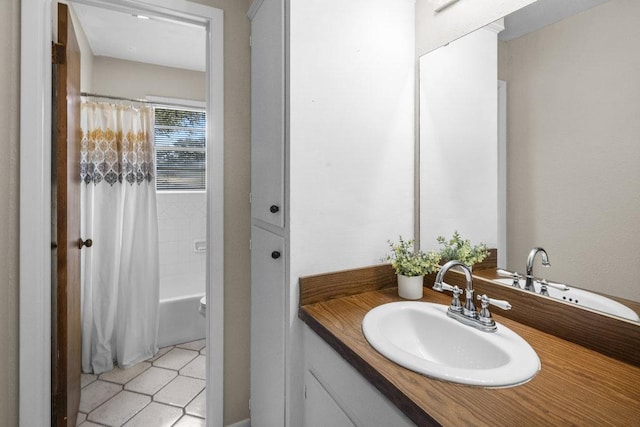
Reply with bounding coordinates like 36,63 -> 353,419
419,0 -> 640,322
419,21 -> 501,255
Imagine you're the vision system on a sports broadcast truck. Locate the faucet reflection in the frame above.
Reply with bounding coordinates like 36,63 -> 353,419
525,247 -> 550,292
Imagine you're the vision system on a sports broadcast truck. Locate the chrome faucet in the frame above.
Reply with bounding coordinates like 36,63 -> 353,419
525,247 -> 550,292
434,260 -> 476,317
433,260 -> 511,332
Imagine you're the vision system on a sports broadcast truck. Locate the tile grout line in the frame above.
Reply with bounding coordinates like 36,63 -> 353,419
80,340 -> 206,427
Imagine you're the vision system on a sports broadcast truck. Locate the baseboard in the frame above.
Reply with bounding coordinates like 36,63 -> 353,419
226,418 -> 251,427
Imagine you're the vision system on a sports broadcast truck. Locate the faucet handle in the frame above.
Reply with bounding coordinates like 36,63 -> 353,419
449,285 -> 463,312
433,281 -> 464,312
511,272 -> 521,288
496,268 -> 516,277
496,268 -> 523,288
476,294 -> 511,328
477,294 -> 512,311
536,278 -> 570,292
539,280 -> 550,296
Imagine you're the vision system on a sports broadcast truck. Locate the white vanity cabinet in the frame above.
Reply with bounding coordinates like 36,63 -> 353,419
303,325 -> 415,427
248,0 -> 415,425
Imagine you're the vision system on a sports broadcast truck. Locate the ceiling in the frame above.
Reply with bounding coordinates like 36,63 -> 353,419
72,2 -> 206,72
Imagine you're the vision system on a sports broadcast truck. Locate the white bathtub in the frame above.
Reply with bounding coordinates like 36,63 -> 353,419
158,273 -> 206,348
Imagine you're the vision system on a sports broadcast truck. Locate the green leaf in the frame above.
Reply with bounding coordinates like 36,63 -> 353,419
435,230 -> 489,267
385,236 -> 442,276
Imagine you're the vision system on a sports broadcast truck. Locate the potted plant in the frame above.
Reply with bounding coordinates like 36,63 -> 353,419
386,236 -> 441,300
436,230 -> 489,270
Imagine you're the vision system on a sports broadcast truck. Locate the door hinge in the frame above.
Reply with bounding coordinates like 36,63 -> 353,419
52,42 -> 65,65
303,385 -> 307,400
249,192 -> 252,204
249,35 -> 252,47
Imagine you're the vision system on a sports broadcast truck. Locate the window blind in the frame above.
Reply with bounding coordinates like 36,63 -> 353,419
154,107 -> 206,191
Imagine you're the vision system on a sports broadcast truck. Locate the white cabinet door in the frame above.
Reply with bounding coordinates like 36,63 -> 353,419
250,0 -> 285,228
304,370 -> 356,427
303,325 -> 416,427
250,226 -> 285,426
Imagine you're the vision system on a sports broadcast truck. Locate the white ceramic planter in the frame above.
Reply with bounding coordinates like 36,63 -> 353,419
397,274 -> 424,300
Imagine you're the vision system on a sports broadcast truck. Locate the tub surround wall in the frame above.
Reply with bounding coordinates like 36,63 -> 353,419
299,266 -> 640,425
156,192 -> 207,348
157,192 -> 207,298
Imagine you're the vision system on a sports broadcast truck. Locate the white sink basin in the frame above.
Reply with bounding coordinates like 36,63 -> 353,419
362,302 -> 540,387
495,279 -> 640,322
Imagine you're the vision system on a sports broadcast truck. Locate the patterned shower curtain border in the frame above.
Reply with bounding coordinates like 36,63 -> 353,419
80,101 -> 155,186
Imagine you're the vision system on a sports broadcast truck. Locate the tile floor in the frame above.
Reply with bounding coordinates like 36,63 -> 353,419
78,339 -> 207,427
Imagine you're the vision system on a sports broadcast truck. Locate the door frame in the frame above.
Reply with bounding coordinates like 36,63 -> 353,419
19,1 -> 225,426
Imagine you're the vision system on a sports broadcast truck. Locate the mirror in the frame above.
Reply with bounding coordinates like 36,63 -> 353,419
419,0 -> 640,322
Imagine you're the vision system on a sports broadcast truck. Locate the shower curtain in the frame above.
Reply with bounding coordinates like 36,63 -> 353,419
80,100 -> 160,374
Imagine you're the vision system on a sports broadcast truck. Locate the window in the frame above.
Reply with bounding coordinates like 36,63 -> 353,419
154,106 -> 206,191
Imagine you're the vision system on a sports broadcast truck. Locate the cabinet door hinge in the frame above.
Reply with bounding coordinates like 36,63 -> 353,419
249,239 -> 252,251
303,385 -> 307,400
249,192 -> 252,204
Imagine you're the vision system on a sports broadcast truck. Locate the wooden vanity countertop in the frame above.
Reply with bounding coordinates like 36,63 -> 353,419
299,286 -> 640,426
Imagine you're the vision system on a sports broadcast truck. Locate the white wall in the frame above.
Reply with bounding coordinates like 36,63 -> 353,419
289,0 -> 416,275
500,0 -> 640,301
415,0 -> 536,55
420,25 -> 500,251
288,0 -> 415,424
